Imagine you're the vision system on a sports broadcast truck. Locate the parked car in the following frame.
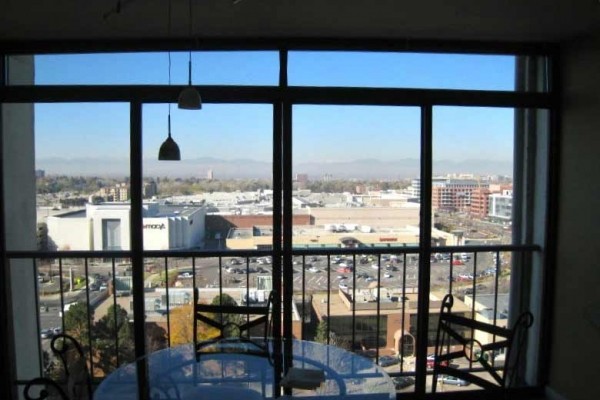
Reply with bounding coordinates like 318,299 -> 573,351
338,282 -> 349,290
371,264 -> 380,269
40,329 -> 54,339
426,354 -> 449,369
384,273 -> 393,279
392,376 -> 415,390
377,355 -> 400,367
308,266 -> 320,273
437,375 -> 470,386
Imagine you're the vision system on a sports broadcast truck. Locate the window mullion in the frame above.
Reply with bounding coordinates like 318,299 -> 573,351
415,104 -> 433,395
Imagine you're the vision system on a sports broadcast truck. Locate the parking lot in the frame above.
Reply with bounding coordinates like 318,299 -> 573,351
169,252 -> 504,296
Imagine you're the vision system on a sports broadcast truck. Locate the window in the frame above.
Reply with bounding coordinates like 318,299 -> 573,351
2,49 -> 551,397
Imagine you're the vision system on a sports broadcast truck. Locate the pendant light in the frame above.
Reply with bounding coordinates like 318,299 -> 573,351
159,1 -> 181,160
178,0 -> 202,110
158,106 -> 181,160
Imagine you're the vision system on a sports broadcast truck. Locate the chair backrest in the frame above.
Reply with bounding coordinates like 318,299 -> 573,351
432,294 -> 533,392
193,288 -> 274,359
50,333 -> 93,400
24,377 -> 69,400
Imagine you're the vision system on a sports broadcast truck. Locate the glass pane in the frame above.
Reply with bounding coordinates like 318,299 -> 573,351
431,106 -> 515,247
31,52 -> 278,86
142,103 -> 273,350
142,103 -> 273,251
289,51 -> 522,91
33,103 -> 131,252
428,106 -> 518,392
292,105 -> 420,392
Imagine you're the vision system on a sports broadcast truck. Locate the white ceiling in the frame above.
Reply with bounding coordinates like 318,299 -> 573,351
1,0 -> 599,45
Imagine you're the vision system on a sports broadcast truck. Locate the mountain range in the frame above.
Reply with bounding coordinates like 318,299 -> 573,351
36,157 -> 513,179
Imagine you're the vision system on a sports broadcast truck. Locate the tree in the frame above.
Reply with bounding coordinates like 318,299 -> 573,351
169,303 -> 218,346
315,320 -> 329,344
314,319 -> 351,350
210,293 -> 244,338
94,304 -> 135,374
64,302 -> 92,348
169,303 -> 195,346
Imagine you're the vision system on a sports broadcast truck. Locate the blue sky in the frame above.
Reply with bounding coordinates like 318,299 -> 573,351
34,51 -> 516,175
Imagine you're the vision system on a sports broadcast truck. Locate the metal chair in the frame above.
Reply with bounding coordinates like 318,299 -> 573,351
50,333 -> 93,400
24,377 -> 68,400
432,294 -> 533,392
193,288 -> 274,361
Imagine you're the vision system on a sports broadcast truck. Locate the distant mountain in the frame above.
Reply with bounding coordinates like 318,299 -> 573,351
36,156 -> 513,179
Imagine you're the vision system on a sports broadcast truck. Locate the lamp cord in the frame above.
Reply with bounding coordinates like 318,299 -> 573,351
167,0 -> 172,137
188,0 -> 193,85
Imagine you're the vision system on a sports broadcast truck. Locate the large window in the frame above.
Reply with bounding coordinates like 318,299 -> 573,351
2,49 -> 551,397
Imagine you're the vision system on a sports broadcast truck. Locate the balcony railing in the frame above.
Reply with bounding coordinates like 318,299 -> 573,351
8,244 -> 539,393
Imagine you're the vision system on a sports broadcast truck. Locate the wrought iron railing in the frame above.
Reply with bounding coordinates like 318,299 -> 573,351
9,244 -> 539,393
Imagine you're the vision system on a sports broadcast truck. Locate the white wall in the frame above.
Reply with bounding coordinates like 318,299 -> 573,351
143,217 -> 170,250
90,206 -> 131,250
550,33 -> 600,400
46,214 -> 90,250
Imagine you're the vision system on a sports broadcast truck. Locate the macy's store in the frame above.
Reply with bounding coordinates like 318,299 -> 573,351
46,202 -> 206,251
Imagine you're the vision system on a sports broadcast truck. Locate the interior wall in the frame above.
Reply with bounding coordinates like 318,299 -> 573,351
2,55 -> 40,383
551,33 -> 600,400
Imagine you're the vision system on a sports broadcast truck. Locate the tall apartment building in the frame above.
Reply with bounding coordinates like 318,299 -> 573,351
431,178 -> 487,211
469,184 -> 513,220
470,187 -> 492,218
98,183 -> 130,202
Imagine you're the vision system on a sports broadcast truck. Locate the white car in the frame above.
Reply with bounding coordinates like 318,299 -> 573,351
338,282 -> 349,290
384,273 -> 392,279
438,375 -> 470,386
308,267 -> 320,273
371,264 -> 380,269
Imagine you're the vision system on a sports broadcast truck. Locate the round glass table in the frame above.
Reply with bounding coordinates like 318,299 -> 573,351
94,339 -> 395,400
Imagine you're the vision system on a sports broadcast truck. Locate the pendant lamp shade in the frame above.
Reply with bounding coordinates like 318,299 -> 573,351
158,135 -> 180,160
178,84 -> 202,110
158,115 -> 181,160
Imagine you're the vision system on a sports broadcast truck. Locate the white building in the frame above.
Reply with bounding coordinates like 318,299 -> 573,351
488,190 -> 513,221
46,202 -> 206,251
